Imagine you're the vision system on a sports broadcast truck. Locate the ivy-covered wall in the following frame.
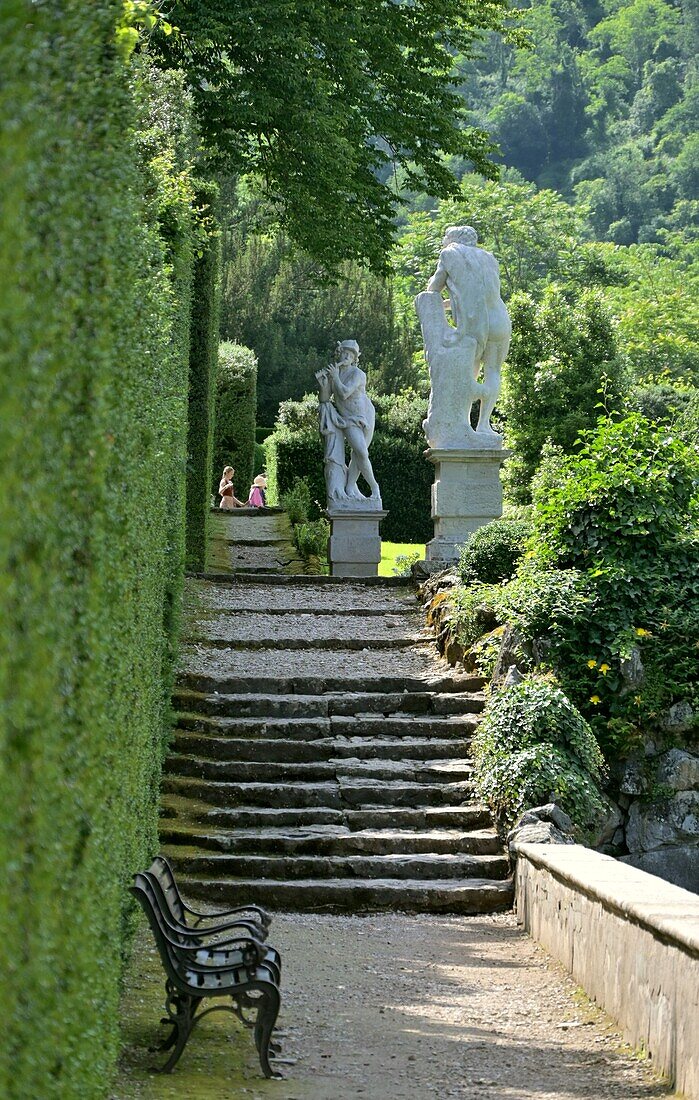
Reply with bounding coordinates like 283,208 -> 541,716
213,341 -> 259,503
0,9 -> 198,1097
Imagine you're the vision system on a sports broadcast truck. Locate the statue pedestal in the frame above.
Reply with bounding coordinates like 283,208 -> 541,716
327,508 -> 387,578
425,448 -> 509,565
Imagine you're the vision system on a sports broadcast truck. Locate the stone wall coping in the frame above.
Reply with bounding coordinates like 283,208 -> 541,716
516,843 -> 699,958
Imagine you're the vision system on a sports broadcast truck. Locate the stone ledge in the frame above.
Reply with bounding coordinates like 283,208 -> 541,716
516,842 -> 699,1097
515,842 -> 699,957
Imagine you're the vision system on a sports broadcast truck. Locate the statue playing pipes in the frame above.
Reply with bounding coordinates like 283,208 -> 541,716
315,340 -> 382,509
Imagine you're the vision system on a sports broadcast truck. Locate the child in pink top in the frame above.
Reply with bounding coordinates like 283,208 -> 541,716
247,474 -> 267,508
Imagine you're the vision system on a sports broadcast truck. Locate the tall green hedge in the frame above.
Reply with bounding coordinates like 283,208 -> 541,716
0,12 -> 197,1098
186,181 -> 221,571
265,391 -> 433,542
213,341 -> 258,501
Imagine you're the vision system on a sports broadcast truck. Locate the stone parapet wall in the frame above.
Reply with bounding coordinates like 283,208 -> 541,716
515,843 -> 699,1098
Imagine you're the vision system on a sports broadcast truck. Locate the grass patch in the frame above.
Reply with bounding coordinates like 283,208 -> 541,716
379,542 -> 425,577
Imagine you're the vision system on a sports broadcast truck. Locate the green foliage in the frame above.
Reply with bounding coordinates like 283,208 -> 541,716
531,415 -> 699,569
473,678 -> 607,831
393,551 -> 422,577
457,518 -> 532,585
213,341 -> 258,504
0,17 -> 196,1098
280,478 -> 313,527
524,415 -> 699,752
185,179 -> 221,572
150,0 -> 522,271
294,518 -> 331,562
220,211 -> 414,424
501,286 -> 625,501
265,391 -> 433,542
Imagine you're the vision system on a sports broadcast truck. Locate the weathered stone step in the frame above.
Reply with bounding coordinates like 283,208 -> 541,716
185,635 -> 422,651
160,824 -> 503,857
171,874 -> 514,913
178,672 -> 486,696
195,572 -> 410,586
171,731 -> 472,763
180,646 -> 469,685
165,849 -> 511,881
161,797 -> 493,832
190,578 -> 418,613
189,610 -> 424,646
162,775 -> 475,809
165,754 -> 474,785
172,688 -> 486,718
173,714 -> 480,741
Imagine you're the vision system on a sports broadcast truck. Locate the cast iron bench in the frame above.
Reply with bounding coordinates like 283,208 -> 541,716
148,855 -> 272,937
130,871 -> 282,1078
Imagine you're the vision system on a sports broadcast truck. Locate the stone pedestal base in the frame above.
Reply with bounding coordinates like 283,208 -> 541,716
327,508 -> 387,578
425,448 -> 509,564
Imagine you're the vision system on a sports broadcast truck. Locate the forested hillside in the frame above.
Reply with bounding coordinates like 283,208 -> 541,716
221,0 -> 698,446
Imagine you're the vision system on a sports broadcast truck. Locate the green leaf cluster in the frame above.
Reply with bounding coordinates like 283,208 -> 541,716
150,0 -> 522,271
457,517 -> 533,585
473,678 -> 607,832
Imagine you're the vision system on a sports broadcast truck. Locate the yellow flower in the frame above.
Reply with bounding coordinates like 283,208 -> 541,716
590,695 -> 601,705
587,659 -> 597,668
599,663 -> 610,675
635,627 -> 652,637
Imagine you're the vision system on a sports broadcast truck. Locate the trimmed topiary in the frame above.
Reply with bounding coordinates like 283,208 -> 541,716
457,518 -> 532,585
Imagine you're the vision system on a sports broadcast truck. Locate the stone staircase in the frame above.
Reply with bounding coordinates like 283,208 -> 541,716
161,565 -> 513,913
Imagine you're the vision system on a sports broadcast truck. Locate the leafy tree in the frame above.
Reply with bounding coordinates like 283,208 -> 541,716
149,0 -> 522,270
220,200 -> 414,423
501,286 -> 625,500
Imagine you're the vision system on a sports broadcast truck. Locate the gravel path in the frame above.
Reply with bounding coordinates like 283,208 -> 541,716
245,912 -> 674,1100
189,611 -> 425,644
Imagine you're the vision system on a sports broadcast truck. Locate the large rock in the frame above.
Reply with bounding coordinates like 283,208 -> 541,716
491,624 -> 533,684
592,797 -> 624,849
626,790 -> 699,852
620,845 -> 699,894
659,700 -> 694,735
507,802 -> 576,852
656,748 -> 699,792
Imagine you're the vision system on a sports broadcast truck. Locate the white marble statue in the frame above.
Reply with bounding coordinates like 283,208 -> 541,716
316,340 -> 382,509
415,225 -> 511,450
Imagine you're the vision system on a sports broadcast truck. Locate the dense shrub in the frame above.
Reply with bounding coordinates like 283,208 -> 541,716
295,518 -> 331,560
265,389 -> 432,541
501,287 -> 625,502
473,678 -> 607,832
280,477 -> 314,526
185,180 -> 221,571
213,341 -> 258,502
469,416 -> 699,755
457,518 -> 532,585
0,18 -> 198,1098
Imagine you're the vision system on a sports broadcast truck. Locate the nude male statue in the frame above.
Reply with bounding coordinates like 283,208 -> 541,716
315,340 -> 382,506
416,225 -> 511,449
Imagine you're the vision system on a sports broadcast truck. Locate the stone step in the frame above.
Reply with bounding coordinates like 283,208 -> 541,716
161,797 -> 493,832
165,754 -> 474,785
188,611 -> 424,647
170,732 -> 472,763
172,688 -> 486,718
194,572 -> 410,586
190,578 -> 418,614
162,775 -> 475,809
180,646 -> 468,685
160,824 -> 503,857
177,672 -> 486,696
170,874 -> 514,914
185,636 -> 422,651
173,714 -> 480,741
164,849 -> 511,882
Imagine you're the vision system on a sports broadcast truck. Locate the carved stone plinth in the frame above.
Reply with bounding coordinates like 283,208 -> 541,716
328,508 -> 387,578
425,448 -> 509,564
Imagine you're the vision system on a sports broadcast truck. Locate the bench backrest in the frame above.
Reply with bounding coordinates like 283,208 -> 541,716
147,855 -> 188,924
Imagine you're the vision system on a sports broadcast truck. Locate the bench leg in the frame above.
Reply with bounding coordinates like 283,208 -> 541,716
251,985 -> 282,1080
152,982 -> 196,1074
